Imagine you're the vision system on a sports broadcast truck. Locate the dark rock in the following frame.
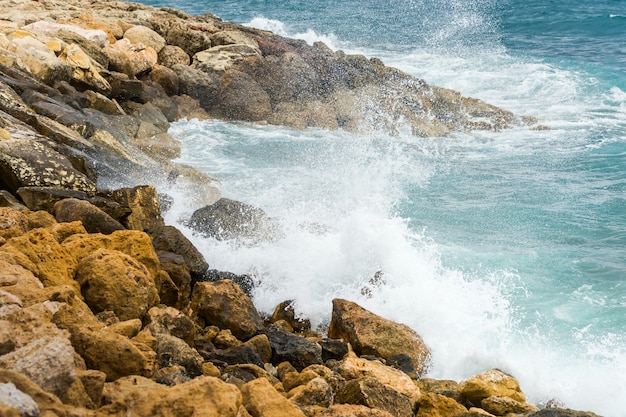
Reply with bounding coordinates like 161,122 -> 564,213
0,190 -> 27,211
188,198 -> 280,242
190,280 -> 264,340
334,377 -> 415,417
21,89 -> 95,137
54,198 -> 125,234
53,81 -> 91,109
156,251 -> 192,311
150,224 -> 209,279
0,135 -> 97,195
319,338 -> 349,363
201,345 -> 264,368
387,354 -> 415,376
214,69 -> 272,121
16,187 -> 89,213
264,324 -> 323,371
271,300 -> 311,333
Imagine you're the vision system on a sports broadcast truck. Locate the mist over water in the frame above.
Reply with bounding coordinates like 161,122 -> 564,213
139,0 -> 626,414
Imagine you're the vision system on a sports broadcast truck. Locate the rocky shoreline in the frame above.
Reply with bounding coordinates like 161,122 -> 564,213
0,0 -> 598,416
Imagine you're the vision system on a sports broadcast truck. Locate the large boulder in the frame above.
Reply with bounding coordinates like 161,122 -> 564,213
214,70 -> 272,121
459,369 -> 526,407
328,298 -> 431,377
110,185 -> 164,233
190,279 -> 264,340
150,224 -> 209,279
75,248 -> 159,320
189,198 -> 279,242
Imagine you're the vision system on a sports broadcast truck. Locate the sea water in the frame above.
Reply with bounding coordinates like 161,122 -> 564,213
138,0 -> 626,414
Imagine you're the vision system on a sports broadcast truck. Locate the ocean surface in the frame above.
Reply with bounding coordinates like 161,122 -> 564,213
139,0 -> 626,415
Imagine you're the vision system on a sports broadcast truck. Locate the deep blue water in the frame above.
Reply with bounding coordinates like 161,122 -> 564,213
139,0 -> 626,415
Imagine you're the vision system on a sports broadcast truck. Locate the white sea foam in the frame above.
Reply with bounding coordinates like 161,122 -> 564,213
243,16 -> 341,50
162,17 -> 626,416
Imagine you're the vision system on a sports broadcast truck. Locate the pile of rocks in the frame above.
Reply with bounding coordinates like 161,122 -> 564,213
0,201 -> 603,417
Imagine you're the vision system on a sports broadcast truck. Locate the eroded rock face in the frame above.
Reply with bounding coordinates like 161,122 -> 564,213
75,248 -> 159,320
329,298 -> 431,377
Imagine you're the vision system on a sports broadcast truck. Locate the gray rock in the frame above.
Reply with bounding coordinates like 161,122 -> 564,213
155,334 -> 203,378
0,335 -> 76,398
264,325 -> 323,371
54,197 -> 125,234
0,382 -> 39,417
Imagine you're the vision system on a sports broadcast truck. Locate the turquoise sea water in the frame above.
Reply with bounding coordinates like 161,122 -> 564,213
139,0 -> 626,414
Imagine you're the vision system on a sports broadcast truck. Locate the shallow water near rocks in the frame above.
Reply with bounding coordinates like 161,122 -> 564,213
140,0 -> 626,415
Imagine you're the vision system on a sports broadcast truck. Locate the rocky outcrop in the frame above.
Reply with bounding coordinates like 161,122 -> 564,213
329,298 -> 431,377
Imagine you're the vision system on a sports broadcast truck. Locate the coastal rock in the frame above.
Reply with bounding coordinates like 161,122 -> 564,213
75,369 -> 106,409
110,185 -> 164,232
215,69 -> 272,121
124,25 -> 166,54
0,382 -> 38,417
171,63 -> 219,110
200,269 -> 255,297
164,20 -> 215,57
334,377 -> 415,417
75,248 -> 159,320
329,298 -> 431,377
415,378 -> 466,405
146,305 -> 195,344
155,334 -> 203,378
241,377 -> 307,417
149,63 -> 179,95
10,33 -> 73,86
193,44 -> 261,75
103,38 -> 157,77
101,375 -> 242,417
271,300 -> 312,333
0,136 -> 96,195
0,335 -> 76,398
59,43 -> 111,95
157,44 -> 190,67
289,377 -> 333,413
189,198 -> 279,242
54,197 -> 125,234
15,186 -> 89,213
153,251 -> 192,311
0,370 -> 69,417
23,21 -> 109,48
201,344 -> 264,368
459,369 -> 526,406
0,206 -> 28,240
264,325 -> 323,371
243,334 -> 273,364
318,404 -> 395,417
71,327 -> 147,381
415,392 -> 469,417
0,228 -> 79,292
480,395 -> 539,415
336,353 -> 421,403
190,279 -> 264,340
319,338 -> 350,362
